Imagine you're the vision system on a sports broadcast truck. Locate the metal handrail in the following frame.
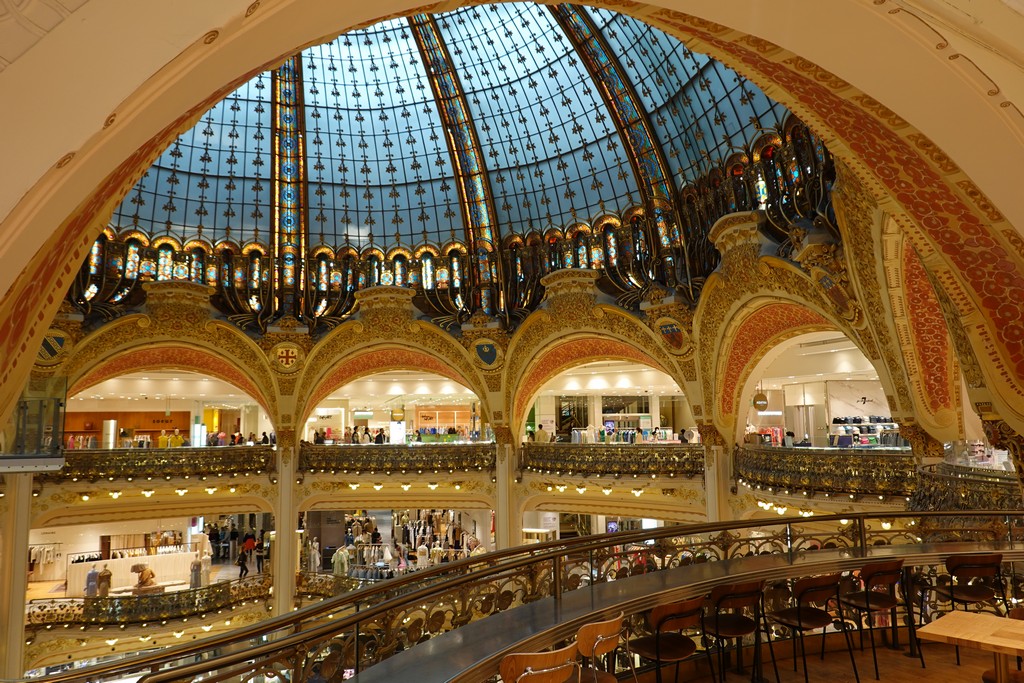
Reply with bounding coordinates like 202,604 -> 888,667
10,509 -> 1024,683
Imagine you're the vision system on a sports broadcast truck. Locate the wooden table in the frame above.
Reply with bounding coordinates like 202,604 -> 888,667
918,611 -> 1024,683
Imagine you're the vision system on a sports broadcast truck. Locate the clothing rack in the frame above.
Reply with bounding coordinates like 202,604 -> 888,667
28,543 -> 63,581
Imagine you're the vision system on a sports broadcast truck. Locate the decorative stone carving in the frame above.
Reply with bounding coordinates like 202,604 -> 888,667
898,423 -> 945,464
983,419 -> 1024,498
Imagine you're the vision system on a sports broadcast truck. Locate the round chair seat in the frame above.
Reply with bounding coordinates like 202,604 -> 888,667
983,668 -> 1024,683
769,605 -> 832,631
840,590 -> 899,612
934,583 -> 996,604
629,632 -> 697,662
576,667 -> 618,683
702,613 -> 755,638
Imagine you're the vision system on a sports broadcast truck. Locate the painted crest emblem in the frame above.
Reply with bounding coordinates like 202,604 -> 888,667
659,321 -> 684,350
36,329 -> 71,366
270,342 -> 303,373
472,338 -> 503,369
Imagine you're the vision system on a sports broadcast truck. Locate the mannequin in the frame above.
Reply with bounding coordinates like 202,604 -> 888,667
201,551 -> 212,587
97,564 -> 112,597
84,564 -> 99,597
309,537 -> 321,572
134,564 -> 156,588
190,552 -> 203,589
331,546 -> 349,577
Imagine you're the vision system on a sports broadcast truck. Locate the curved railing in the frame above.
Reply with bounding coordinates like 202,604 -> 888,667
734,445 -> 917,499
910,463 -> 1024,512
520,442 -> 705,478
38,446 -> 276,483
298,442 -> 496,474
13,509 -> 1024,683
25,574 -> 272,628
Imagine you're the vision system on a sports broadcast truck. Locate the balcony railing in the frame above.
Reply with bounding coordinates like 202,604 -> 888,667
26,510 -> 1024,683
910,463 -> 1024,512
520,442 -> 705,478
25,574 -> 272,628
734,445 -> 917,499
298,442 -> 496,474
37,446 -> 275,483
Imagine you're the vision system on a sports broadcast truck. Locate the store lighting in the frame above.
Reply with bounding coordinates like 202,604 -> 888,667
373,483 -> 383,490
453,483 -> 462,490
175,488 -> 188,496
555,484 -> 566,492
347,483 -> 359,490
205,487 -> 217,495
201,625 -> 212,632
631,488 -> 643,497
576,486 -> 587,494
427,482 -> 439,490
880,521 -> 892,530
109,491 -> 122,499
400,483 -> 411,491
105,639 -> 118,646
173,631 -> 184,638
229,486 -> 236,493
80,494 -> 90,501
602,487 -> 613,496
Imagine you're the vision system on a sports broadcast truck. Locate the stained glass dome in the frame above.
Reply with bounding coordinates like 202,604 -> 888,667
76,3 -> 834,333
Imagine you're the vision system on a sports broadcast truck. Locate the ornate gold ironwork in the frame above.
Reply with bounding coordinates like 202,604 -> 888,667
734,445 -> 916,497
26,574 -> 271,628
37,446 -> 276,483
910,464 -> 1023,513
520,443 -> 705,478
298,443 -> 495,474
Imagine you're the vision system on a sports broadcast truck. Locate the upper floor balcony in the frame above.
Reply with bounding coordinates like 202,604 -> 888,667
297,442 -> 496,475
38,446 -> 275,484
519,442 -> 705,479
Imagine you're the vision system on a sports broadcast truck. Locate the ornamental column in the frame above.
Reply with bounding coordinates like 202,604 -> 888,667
0,473 -> 32,676
698,423 -> 732,522
491,427 -> 518,550
271,428 -> 298,616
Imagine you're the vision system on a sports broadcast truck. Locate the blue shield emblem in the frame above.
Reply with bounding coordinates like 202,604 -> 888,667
476,341 -> 498,366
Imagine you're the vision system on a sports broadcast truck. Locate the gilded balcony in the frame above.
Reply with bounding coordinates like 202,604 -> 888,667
520,443 -> 705,478
37,446 -> 276,483
910,462 -> 1024,512
298,443 -> 496,475
734,445 -> 917,498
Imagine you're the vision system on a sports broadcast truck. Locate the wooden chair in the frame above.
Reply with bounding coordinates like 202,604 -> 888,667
933,552 -> 1009,665
576,612 -> 637,683
500,642 -> 581,682
628,596 -> 705,683
839,559 -> 925,680
769,572 -> 859,683
702,580 -> 779,683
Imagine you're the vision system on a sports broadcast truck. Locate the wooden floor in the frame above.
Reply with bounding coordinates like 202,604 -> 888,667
659,641 -> 995,683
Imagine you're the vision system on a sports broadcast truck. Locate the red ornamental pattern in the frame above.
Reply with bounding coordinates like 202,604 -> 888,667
306,349 -> 467,416
902,243 -> 952,413
70,347 -> 267,411
719,304 -> 830,417
514,338 -> 657,421
663,15 -> 1024,385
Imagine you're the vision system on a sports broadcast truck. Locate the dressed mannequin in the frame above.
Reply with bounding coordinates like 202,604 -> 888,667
309,537 -> 321,572
134,564 -> 156,587
97,564 -> 113,597
201,551 -> 212,587
84,564 -> 99,597
190,553 -> 203,589
331,546 -> 349,576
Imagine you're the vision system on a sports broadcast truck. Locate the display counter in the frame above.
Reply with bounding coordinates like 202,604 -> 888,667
67,551 -> 196,598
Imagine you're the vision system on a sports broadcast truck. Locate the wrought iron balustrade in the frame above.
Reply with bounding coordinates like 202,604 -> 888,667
298,442 -> 496,475
25,574 -> 272,628
37,446 -> 275,483
910,464 -> 1024,512
520,442 -> 705,478
734,445 -> 917,498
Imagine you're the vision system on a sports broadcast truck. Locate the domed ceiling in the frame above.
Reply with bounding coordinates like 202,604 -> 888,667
78,3 -> 835,333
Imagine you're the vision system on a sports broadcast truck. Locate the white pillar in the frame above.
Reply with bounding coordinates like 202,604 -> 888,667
494,442 -> 517,550
588,395 -> 602,432
0,473 -> 32,676
650,395 -> 661,430
271,446 -> 298,617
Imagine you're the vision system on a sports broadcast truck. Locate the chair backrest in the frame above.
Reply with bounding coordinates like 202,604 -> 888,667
946,553 -> 1003,579
647,596 -> 705,634
500,642 -> 581,683
709,579 -> 765,611
860,559 -> 904,590
792,573 -> 842,606
576,613 -> 624,660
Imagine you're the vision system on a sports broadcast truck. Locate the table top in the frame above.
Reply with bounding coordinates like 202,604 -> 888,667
918,611 -> 1024,658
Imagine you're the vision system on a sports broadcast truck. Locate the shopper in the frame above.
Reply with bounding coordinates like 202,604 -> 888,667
255,538 -> 265,573
236,550 -> 249,578
229,523 -> 239,562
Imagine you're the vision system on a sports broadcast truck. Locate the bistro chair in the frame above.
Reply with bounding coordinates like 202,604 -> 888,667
628,596 -> 705,683
576,612 -> 638,683
839,559 -> 925,680
499,642 -> 581,683
702,579 -> 779,683
768,572 -> 859,683
932,552 -> 1009,665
